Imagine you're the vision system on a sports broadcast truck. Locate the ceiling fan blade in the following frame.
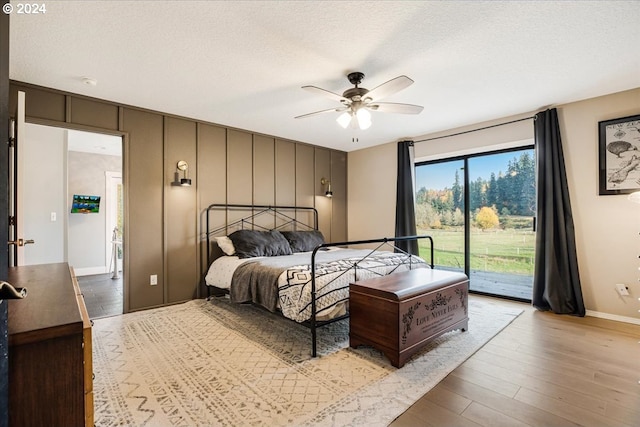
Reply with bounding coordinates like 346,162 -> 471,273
294,107 -> 346,119
363,75 -> 414,102
302,85 -> 349,103
367,102 -> 424,114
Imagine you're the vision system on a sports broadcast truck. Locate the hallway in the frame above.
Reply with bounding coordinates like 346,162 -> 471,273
77,273 -> 122,319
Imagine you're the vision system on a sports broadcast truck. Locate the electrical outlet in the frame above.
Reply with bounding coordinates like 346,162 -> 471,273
150,274 -> 158,286
615,283 -> 629,296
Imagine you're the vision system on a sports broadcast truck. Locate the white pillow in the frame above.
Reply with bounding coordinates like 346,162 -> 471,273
215,236 -> 236,256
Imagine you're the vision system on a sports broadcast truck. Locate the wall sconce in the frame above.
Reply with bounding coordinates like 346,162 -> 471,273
172,160 -> 192,186
320,178 -> 332,198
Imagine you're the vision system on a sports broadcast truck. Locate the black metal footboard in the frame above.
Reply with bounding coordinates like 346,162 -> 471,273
307,235 -> 434,357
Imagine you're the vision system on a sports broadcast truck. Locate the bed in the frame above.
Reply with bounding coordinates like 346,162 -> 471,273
204,203 -> 434,356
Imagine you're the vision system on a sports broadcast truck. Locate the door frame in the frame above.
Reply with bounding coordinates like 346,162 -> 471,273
105,171 -> 122,274
15,115 -> 130,312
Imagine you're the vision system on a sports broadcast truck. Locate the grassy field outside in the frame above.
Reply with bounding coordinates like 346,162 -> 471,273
417,227 -> 535,275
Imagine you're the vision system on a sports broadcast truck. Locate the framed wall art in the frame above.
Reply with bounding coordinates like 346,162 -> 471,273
599,114 -> 640,195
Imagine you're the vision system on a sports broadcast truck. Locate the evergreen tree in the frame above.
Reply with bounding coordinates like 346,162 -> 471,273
486,172 -> 498,207
452,169 -> 463,211
416,186 -> 428,205
517,152 -> 536,215
469,177 -> 486,210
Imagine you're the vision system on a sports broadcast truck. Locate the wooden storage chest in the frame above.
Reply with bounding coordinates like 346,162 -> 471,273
349,268 -> 469,368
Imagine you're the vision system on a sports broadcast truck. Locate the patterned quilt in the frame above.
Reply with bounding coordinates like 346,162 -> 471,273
262,249 -> 428,322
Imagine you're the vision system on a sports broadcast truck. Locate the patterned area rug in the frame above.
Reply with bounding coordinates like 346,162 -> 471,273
93,296 -> 522,426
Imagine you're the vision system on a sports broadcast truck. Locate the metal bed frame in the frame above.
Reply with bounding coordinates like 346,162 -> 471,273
205,203 -> 434,357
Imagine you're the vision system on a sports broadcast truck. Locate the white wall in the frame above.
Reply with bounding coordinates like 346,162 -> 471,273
348,87 -> 640,323
68,151 -> 121,275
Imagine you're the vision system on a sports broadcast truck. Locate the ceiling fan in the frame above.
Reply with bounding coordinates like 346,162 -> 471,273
295,72 -> 423,130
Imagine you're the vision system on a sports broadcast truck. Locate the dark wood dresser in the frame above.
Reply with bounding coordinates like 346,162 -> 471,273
7,263 -> 93,427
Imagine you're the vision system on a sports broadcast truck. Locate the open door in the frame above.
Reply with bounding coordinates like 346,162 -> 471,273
8,91 -> 35,266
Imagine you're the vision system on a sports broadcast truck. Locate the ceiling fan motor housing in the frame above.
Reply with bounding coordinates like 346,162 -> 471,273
344,72 -> 368,101
347,72 -> 365,86
342,87 -> 369,101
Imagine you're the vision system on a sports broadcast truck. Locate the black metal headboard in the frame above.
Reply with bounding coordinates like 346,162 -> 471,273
205,204 -> 319,264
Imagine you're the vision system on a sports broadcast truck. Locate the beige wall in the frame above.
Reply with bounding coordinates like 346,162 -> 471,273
10,82 -> 348,313
349,87 -> 640,323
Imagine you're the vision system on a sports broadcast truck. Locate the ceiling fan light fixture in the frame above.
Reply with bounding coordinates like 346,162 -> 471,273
336,111 -> 352,129
356,108 -> 372,130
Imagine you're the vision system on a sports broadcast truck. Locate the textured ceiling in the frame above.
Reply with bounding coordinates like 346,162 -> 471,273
9,1 -> 640,152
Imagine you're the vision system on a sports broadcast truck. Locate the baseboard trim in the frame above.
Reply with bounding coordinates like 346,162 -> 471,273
586,309 -> 640,325
74,266 -> 108,277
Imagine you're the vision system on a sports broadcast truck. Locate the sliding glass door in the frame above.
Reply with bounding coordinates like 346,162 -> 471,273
467,151 -> 535,299
415,147 -> 535,301
415,160 -> 465,273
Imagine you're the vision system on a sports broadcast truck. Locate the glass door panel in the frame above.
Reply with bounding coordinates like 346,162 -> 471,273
415,160 -> 465,273
467,150 -> 535,299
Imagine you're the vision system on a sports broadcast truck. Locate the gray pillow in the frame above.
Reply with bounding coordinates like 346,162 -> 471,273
281,230 -> 325,253
228,229 -> 293,258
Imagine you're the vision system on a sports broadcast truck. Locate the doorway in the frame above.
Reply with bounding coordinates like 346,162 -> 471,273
18,123 -> 124,317
415,146 -> 536,301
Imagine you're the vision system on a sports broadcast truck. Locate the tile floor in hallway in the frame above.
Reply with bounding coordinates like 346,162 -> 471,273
77,273 -> 123,319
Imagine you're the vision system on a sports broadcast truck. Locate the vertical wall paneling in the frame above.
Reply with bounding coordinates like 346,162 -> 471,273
69,97 -> 119,130
121,108 -> 165,310
226,130 -> 253,227
295,144 -> 315,206
315,148 -> 331,239
295,144 -> 315,229
253,135 -> 275,206
275,139 -> 296,206
164,117 -> 198,303
226,130 -> 253,203
253,135 -> 275,229
331,150 -> 348,242
64,95 -> 71,122
197,123 -> 226,278
198,124 -> 227,206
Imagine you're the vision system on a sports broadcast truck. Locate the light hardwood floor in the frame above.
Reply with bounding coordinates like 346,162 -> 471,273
391,296 -> 640,427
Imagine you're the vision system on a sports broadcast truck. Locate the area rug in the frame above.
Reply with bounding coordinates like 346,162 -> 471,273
92,296 -> 522,426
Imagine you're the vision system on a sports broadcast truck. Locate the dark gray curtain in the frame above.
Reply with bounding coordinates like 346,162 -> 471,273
394,140 -> 419,255
533,108 -> 585,316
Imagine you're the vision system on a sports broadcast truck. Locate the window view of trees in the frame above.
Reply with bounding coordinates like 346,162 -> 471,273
416,152 -> 535,231
415,149 -> 536,300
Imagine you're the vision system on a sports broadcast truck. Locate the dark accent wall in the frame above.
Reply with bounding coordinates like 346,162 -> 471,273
8,81 -> 348,312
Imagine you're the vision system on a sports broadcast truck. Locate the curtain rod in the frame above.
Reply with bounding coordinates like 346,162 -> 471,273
414,115 -> 536,144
